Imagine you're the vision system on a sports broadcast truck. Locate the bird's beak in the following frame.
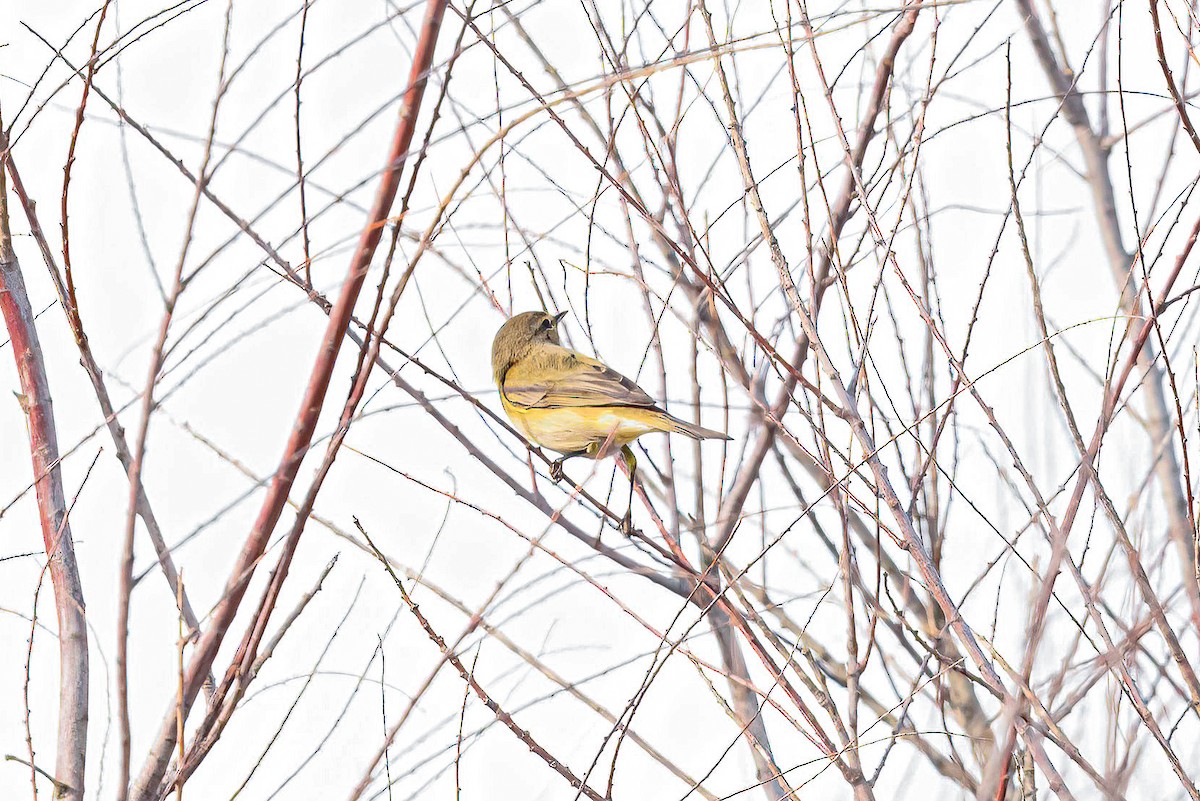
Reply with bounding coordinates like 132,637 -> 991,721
553,310 -> 569,326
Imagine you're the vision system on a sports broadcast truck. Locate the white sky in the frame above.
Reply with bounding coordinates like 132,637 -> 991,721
2,1 -> 1199,799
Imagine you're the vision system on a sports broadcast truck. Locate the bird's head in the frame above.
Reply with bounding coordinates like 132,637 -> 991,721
491,309 -> 568,383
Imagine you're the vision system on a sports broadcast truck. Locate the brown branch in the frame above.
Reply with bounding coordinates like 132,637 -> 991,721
162,9 -> 470,788
1015,0 -> 1200,626
357,521 -> 610,801
59,0 -> 112,318
344,488 -> 556,801
294,0 -> 312,286
1,126 -> 206,679
0,114 -> 88,801
1150,0 -> 1200,156
128,2 -> 449,797
993,204 -> 1200,798
709,0 -> 925,555
412,570 -> 724,801
786,3 -> 1098,796
699,3 -> 928,797
706,605 -> 796,801
116,7 -> 233,797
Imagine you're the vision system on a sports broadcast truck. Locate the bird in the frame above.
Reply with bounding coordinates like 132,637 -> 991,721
491,309 -> 731,533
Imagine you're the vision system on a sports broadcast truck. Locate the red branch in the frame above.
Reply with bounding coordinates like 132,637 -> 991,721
127,2 -> 449,797
1,125 -> 89,801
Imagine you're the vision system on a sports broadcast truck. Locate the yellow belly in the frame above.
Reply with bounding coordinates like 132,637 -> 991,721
501,400 -> 665,455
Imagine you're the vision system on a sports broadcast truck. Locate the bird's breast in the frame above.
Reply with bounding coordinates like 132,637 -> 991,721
500,401 -> 660,455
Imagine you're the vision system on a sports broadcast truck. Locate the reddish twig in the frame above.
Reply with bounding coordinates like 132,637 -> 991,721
1150,0 -> 1200,156
60,0 -> 112,318
128,3 -> 449,797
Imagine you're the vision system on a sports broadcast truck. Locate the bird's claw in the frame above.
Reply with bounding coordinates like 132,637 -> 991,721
549,459 -> 565,482
619,512 -> 636,536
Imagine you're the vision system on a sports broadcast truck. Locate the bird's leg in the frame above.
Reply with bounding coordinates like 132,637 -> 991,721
619,445 -> 637,535
549,450 -> 586,482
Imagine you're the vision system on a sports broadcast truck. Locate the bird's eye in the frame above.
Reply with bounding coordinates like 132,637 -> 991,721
539,318 -> 553,331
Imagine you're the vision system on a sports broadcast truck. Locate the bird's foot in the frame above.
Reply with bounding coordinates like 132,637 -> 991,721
549,459 -> 565,482
619,511 -> 636,536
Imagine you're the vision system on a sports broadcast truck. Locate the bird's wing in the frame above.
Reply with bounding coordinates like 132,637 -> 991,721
503,349 -> 657,409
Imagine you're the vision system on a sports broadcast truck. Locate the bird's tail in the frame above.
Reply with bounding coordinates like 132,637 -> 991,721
659,412 -> 732,441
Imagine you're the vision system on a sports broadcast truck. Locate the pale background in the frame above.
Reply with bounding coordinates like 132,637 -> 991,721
2,1 -> 1198,799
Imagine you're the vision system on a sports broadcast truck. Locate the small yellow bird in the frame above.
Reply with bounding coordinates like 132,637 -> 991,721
492,309 -> 731,532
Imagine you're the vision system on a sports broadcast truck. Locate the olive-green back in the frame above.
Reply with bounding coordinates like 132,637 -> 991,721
502,346 -> 657,410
